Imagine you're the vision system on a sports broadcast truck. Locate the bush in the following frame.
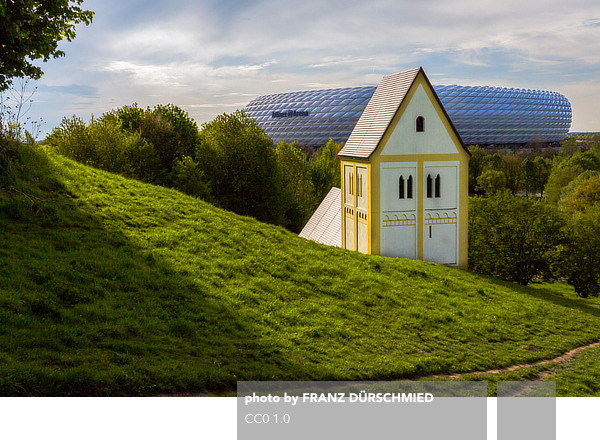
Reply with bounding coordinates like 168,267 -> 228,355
46,114 -> 155,180
469,192 -> 564,285
198,110 -> 283,225
560,173 -> 600,215
545,151 -> 600,204
476,169 -> 504,195
558,206 -> 600,298
275,141 -> 317,233
117,104 -> 200,183
556,176 -> 600,297
308,138 -> 342,202
171,155 -> 211,200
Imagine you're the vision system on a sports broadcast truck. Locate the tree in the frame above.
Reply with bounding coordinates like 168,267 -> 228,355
476,168 -> 504,195
198,110 -> 283,225
556,175 -> 600,297
308,138 -> 342,202
0,1 -> 94,91
560,173 -> 600,215
469,192 -> 564,285
468,145 -> 487,193
522,156 -> 551,197
275,141 -> 317,233
500,152 -> 524,195
558,205 -> 600,298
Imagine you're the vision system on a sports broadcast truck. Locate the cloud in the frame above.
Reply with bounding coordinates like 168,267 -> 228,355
25,0 -> 600,137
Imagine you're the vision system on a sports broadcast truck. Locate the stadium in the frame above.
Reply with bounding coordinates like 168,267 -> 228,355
245,83 -> 572,147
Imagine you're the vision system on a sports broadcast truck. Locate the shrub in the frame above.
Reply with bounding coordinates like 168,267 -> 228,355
469,192 -> 564,285
275,141 -> 317,233
556,176 -> 600,297
545,151 -> 600,204
46,114 -> 154,180
476,169 -> 504,195
468,145 -> 487,193
308,138 -> 342,202
560,173 -> 600,215
117,104 -> 200,182
198,110 -> 283,225
171,155 -> 211,200
558,206 -> 600,298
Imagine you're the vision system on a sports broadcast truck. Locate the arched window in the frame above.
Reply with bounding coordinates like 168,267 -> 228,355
416,116 -> 424,132
426,174 -> 432,198
435,174 -> 441,198
358,174 -> 362,197
398,175 -> 405,199
407,175 -> 413,199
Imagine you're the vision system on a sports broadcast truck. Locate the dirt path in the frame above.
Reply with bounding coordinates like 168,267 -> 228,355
427,339 -> 600,380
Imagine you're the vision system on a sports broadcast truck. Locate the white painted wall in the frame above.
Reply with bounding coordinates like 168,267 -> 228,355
380,84 -> 459,156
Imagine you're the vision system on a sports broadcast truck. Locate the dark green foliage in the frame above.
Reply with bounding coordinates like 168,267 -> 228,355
308,138 -> 343,201
198,110 -> 284,225
557,176 -> 600,298
468,145 -> 487,193
0,0 -> 93,90
522,156 -> 551,197
171,155 -> 211,199
275,141 -> 317,233
469,192 -> 564,285
115,103 -> 200,182
499,152 -> 524,195
558,208 -> 600,298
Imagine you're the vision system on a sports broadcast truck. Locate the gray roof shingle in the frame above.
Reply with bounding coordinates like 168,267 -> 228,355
338,67 -> 421,159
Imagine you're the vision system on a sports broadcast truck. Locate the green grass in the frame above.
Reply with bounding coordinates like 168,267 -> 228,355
1,148 -> 600,396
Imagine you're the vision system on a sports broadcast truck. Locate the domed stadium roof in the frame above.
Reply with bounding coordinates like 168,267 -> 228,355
245,83 -> 571,147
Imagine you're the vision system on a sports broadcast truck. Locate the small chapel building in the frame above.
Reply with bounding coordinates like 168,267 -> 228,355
300,67 -> 470,268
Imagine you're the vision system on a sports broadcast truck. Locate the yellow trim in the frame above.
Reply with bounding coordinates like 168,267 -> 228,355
416,160 -> 423,260
367,162 -> 372,254
365,70 -> 469,267
339,160 -> 372,254
353,162 -> 357,251
341,161 -> 345,250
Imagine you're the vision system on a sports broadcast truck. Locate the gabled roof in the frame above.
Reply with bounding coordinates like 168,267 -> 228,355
338,67 -> 468,159
299,187 -> 341,247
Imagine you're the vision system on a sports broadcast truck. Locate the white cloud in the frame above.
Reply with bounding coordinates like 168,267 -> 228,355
26,0 -> 600,135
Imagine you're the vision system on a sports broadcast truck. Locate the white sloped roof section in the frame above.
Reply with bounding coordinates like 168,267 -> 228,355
299,187 -> 342,247
338,67 -> 421,159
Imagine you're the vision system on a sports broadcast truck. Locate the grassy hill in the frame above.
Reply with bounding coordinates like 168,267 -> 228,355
1,148 -> 600,396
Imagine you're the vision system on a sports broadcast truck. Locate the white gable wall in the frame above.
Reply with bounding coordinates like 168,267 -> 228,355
380,84 -> 459,156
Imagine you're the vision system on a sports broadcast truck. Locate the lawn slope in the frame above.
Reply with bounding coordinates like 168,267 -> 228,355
1,151 -> 600,396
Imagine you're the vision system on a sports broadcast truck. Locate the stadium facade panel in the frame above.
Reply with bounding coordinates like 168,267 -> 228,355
245,84 -> 572,147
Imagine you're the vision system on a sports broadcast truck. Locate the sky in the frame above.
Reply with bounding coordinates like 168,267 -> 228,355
11,0 -> 600,137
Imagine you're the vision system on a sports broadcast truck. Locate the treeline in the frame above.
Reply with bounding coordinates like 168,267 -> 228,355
469,140 -> 600,298
40,103 -> 600,297
45,105 -> 341,233
469,136 -> 600,199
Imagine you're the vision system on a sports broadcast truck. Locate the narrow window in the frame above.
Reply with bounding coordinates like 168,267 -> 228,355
349,173 -> 353,195
407,175 -> 413,199
416,116 -> 424,132
426,174 -> 432,198
435,174 -> 441,198
359,174 -> 363,197
399,175 -> 405,199
429,225 -> 432,238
